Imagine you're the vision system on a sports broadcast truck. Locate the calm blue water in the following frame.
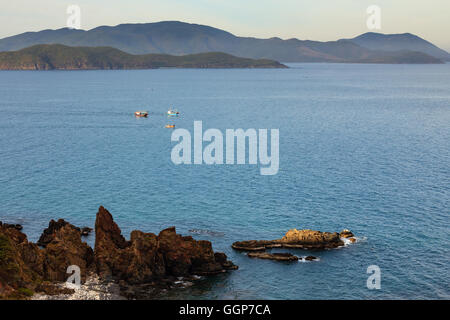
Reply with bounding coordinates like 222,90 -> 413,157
0,64 -> 449,299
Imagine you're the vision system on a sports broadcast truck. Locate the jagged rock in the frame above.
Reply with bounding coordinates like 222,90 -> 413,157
158,227 -> 225,276
94,206 -> 130,279
0,225 -> 45,299
94,206 -> 237,282
43,222 -> 94,282
1,206 -> 237,299
248,252 -> 299,261
37,219 -> 73,247
232,228 -> 347,251
35,218 -> 93,281
1,216 -> 95,299
214,252 -> 238,270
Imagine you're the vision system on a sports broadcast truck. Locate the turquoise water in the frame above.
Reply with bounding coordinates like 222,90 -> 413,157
0,64 -> 449,299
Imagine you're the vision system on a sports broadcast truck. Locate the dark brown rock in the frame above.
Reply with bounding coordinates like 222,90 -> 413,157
1,216 -> 95,299
0,225 -> 45,299
158,227 -> 224,276
305,256 -> 318,261
248,252 -> 299,261
1,206 -> 237,298
94,206 -> 130,279
214,252 -> 238,270
43,222 -> 94,282
123,230 -> 165,284
94,206 -> 237,283
1,223 -> 23,231
37,219 -> 73,247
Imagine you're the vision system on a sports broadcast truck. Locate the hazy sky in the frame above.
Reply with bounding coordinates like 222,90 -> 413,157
1,0 -> 449,51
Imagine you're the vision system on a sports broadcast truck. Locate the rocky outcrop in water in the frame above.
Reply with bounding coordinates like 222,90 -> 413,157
232,228 -> 349,251
94,206 -> 236,284
0,206 -> 237,299
339,229 -> 354,238
233,229 -> 354,264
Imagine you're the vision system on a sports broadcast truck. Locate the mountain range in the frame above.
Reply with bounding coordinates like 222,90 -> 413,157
0,21 -> 449,64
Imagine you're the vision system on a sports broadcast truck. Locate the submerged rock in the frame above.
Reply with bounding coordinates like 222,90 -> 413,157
304,256 -> 318,261
232,228 -> 349,251
247,252 -> 299,262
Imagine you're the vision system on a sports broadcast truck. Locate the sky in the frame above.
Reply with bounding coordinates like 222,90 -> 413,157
1,0 -> 449,51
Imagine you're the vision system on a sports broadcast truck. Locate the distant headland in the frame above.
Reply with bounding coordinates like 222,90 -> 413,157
0,44 -> 287,70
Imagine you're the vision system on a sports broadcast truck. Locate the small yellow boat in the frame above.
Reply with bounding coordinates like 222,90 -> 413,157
165,124 -> 175,128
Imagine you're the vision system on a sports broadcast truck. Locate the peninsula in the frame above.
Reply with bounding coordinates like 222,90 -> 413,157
0,44 -> 287,70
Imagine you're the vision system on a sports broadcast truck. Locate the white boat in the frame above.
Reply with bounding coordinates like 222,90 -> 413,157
167,109 -> 179,116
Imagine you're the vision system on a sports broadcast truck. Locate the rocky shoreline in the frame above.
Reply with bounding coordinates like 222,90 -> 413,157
1,206 -> 357,299
0,206 -> 237,299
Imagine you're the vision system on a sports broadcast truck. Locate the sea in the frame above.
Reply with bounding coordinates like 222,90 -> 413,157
0,63 -> 449,299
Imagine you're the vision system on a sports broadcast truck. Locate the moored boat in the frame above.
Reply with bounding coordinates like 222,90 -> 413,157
167,109 -> 179,116
134,111 -> 148,117
165,124 -> 175,128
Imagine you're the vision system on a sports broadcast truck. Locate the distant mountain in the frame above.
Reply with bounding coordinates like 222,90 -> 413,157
348,32 -> 450,61
0,44 -> 286,70
0,21 -> 446,64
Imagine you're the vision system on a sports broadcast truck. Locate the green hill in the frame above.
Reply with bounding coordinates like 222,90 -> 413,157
0,44 -> 287,70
